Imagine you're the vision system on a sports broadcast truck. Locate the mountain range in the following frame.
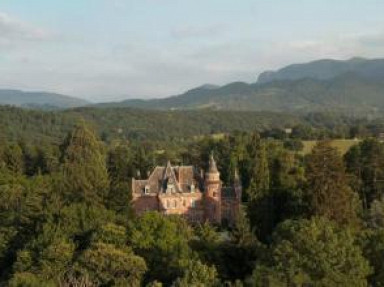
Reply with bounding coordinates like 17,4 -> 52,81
94,57 -> 384,115
2,57 -> 384,114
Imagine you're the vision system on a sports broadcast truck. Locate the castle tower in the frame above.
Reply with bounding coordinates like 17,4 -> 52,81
204,154 -> 222,224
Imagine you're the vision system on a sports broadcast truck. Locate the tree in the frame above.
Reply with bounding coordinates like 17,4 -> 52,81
305,141 -> 361,227
360,229 -> 384,286
2,143 -> 24,175
269,147 -> 305,224
246,135 -> 273,241
77,242 -> 147,286
106,142 -> 135,219
60,123 -> 109,205
246,136 -> 269,201
127,212 -> 193,285
248,217 -> 371,286
368,199 -> 384,228
345,139 -> 384,210
173,259 -> 219,287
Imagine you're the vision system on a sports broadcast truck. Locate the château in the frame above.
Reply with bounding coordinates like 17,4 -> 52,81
132,155 -> 242,225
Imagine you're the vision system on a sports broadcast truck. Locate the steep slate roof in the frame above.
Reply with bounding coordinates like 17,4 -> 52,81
133,162 -> 202,194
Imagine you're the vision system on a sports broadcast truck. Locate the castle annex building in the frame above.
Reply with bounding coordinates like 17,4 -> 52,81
132,156 -> 242,225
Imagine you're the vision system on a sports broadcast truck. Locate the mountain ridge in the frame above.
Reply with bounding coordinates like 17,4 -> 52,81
93,57 -> 384,115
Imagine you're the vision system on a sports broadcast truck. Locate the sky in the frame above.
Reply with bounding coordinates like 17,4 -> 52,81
0,0 -> 384,102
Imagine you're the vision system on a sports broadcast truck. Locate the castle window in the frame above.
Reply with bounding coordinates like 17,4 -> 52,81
167,183 -> 174,193
190,184 -> 195,193
191,199 -> 196,208
183,200 -> 187,207
213,192 -> 217,197
174,200 -> 177,208
144,185 -> 150,194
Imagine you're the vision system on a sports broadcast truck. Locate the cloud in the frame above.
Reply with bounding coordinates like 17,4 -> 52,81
353,33 -> 384,48
0,12 -> 50,45
283,31 -> 384,61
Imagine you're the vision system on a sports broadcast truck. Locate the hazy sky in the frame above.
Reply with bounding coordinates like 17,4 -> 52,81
1,0 -> 384,102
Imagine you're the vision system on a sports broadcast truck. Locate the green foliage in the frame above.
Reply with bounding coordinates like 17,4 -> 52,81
1,115 -> 384,286
60,123 -> 109,205
345,138 -> 384,210
77,242 -> 146,286
249,217 -> 371,286
173,259 -> 219,287
360,229 -> 384,286
1,143 -> 24,174
106,142 -> 135,220
128,212 -> 194,285
305,141 -> 361,227
9,272 -> 55,287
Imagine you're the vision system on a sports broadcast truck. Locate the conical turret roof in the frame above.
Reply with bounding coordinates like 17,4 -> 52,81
209,154 -> 218,173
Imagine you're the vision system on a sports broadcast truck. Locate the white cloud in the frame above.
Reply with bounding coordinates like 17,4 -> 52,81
286,32 -> 384,59
0,12 -> 51,45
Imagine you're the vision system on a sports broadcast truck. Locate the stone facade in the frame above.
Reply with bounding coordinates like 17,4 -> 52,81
131,156 -> 242,225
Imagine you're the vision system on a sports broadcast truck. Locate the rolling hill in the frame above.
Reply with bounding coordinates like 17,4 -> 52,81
0,89 -> 90,109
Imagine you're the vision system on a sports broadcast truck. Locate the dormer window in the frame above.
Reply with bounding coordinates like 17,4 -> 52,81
167,183 -> 174,193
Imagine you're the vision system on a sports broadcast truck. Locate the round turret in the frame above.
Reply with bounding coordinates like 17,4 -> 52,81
205,154 -> 220,181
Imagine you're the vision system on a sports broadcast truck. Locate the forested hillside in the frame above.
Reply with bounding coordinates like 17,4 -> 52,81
1,119 -> 384,286
1,105 -> 382,145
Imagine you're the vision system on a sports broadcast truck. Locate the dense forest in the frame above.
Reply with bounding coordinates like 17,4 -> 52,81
2,105 -> 384,144
1,105 -> 384,286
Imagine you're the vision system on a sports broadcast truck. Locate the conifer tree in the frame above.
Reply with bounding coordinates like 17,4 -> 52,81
345,139 -> 384,210
305,141 -> 360,227
246,135 -> 273,241
2,143 -> 24,175
246,135 -> 269,201
60,123 -> 109,205
106,142 -> 134,218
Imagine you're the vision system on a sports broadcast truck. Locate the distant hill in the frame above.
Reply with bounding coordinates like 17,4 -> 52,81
0,89 -> 90,109
95,70 -> 384,115
257,57 -> 384,83
0,105 -> 305,143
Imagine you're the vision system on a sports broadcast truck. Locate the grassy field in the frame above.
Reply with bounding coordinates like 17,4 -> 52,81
301,139 -> 360,155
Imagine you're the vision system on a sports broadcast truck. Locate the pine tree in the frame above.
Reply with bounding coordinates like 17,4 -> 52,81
246,136 -> 270,201
106,142 -> 134,219
246,135 -> 272,241
305,141 -> 360,227
345,139 -> 384,210
60,123 -> 109,205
